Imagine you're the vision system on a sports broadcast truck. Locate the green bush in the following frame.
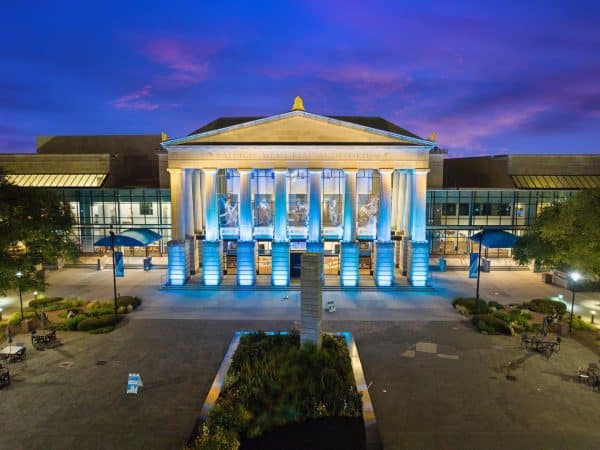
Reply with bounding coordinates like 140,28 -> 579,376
50,314 -> 87,331
8,311 -> 36,325
488,301 -> 503,310
452,297 -> 489,314
568,314 -> 595,331
29,296 -> 63,308
117,296 -> 141,309
472,314 -> 513,335
525,298 -> 567,315
77,315 -> 116,331
87,307 -> 114,318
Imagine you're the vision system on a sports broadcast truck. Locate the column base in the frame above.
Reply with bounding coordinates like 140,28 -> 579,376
202,240 -> 222,286
375,241 -> 394,287
340,242 -> 359,287
167,240 -> 190,286
408,240 -> 430,287
271,241 -> 290,287
236,241 -> 256,286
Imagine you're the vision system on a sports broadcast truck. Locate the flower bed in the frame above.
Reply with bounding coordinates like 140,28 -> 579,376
190,332 -> 364,450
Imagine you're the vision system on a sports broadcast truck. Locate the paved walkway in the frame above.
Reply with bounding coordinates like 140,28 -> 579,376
2,319 -> 599,449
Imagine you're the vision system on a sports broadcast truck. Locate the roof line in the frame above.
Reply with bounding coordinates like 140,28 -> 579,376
161,110 -> 434,148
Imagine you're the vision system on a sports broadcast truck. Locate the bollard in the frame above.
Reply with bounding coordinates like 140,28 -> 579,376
591,311 -> 596,324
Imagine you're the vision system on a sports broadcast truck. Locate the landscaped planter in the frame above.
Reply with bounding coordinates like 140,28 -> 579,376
189,331 -> 379,450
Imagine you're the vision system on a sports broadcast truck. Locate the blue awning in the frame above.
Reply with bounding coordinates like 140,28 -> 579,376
94,228 -> 162,247
470,230 -> 518,249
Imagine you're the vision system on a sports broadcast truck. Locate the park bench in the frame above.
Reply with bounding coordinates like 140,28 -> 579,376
31,330 -> 57,350
521,334 -> 560,358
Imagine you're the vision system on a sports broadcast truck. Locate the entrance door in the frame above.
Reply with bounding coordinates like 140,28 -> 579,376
290,252 -> 302,278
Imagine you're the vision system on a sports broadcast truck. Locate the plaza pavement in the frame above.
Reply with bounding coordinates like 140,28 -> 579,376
1,269 -> 600,449
2,319 -> 600,450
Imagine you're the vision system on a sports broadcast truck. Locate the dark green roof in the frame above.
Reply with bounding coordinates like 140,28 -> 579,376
188,115 -> 424,140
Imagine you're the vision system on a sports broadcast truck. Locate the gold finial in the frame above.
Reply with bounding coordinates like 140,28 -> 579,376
292,96 -> 305,111
428,132 -> 436,142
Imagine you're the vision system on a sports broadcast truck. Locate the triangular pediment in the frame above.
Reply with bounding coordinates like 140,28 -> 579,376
165,111 -> 431,146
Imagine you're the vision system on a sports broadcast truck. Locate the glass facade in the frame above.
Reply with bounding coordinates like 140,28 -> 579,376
55,188 -> 171,256
426,189 -> 576,257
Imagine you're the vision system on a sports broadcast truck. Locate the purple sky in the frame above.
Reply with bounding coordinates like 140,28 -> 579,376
2,1 -> 599,156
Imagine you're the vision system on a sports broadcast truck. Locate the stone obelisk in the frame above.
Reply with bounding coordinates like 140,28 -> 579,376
300,252 -> 323,349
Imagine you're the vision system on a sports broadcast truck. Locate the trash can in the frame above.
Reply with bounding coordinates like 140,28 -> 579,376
481,257 -> 491,272
143,256 -> 153,271
543,273 -> 553,284
438,258 -> 447,272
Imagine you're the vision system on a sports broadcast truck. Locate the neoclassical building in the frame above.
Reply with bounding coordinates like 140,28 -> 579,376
162,97 -> 434,287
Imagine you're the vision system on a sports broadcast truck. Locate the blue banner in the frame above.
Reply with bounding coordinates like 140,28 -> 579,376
115,251 -> 124,277
469,253 -> 478,278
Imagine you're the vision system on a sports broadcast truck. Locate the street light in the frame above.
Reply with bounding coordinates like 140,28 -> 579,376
569,272 -> 582,333
109,226 -> 118,325
16,271 -> 24,320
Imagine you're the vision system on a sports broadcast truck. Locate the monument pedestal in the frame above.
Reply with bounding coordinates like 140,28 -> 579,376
408,240 -> 429,287
375,241 -> 394,287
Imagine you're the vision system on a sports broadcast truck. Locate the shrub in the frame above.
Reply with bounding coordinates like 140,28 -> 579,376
472,314 -> 513,335
191,424 -> 240,450
29,296 -> 63,308
488,301 -> 503,310
117,296 -> 141,309
50,314 -> 87,331
525,298 -> 567,315
77,315 -> 117,331
568,314 -> 595,331
452,297 -> 489,314
8,311 -> 36,325
87,307 -> 115,318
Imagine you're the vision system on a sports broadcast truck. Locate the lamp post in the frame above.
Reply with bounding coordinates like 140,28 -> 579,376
16,271 -> 24,320
569,272 -> 581,333
109,226 -> 118,324
475,230 -> 485,314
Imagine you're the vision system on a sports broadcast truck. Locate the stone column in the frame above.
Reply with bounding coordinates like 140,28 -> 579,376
341,169 -> 359,286
391,170 -> 399,233
184,169 -> 200,275
400,170 -> 412,275
167,168 -> 190,285
193,169 -> 203,234
202,168 -> 222,285
237,169 -> 255,286
272,169 -> 290,286
79,192 -> 93,253
375,169 -> 394,286
168,168 -> 185,241
307,169 -> 323,279
408,169 -> 430,287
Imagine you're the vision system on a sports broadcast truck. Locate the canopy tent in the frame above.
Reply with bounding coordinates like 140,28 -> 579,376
94,228 -> 162,247
469,229 -> 519,312
470,230 -> 518,249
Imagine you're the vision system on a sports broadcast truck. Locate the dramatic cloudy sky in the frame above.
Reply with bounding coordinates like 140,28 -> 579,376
2,0 -> 599,155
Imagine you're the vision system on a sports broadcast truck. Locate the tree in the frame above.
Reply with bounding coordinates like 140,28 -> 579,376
514,188 -> 600,278
0,176 -> 79,294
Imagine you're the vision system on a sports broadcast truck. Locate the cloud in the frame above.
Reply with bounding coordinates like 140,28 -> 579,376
110,85 -> 159,111
142,38 -> 215,87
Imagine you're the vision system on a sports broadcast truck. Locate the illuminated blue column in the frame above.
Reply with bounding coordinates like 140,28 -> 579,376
308,169 -> 324,281
272,169 -> 289,286
341,169 -> 359,286
184,169 -> 200,275
400,170 -> 412,275
409,168 -> 430,287
202,168 -> 222,285
167,168 -> 190,285
237,169 -> 255,286
375,169 -> 394,286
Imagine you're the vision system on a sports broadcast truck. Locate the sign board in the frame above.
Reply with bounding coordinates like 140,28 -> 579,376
126,373 -> 143,394
115,251 -> 124,277
469,253 -> 478,279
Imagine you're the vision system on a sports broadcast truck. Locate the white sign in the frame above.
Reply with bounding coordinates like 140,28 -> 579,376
126,373 -> 143,395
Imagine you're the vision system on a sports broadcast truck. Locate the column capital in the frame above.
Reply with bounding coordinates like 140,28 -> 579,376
273,168 -> 288,174
414,168 -> 430,175
202,168 -> 218,174
378,168 -> 394,174
167,167 -> 182,175
343,168 -> 358,174
238,168 -> 253,174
